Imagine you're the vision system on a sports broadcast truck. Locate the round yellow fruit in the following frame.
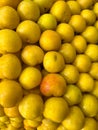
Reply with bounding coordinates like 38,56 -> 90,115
93,2 -> 98,19
79,94 -> 98,117
19,93 -> 44,120
39,30 -> 61,51
67,0 -> 81,14
94,20 -> 98,30
0,54 -> 22,79
73,54 -> 92,72
64,84 -> 82,106
91,80 -> 98,98
56,23 -> 74,43
17,0 -> 40,21
19,67 -> 42,90
0,79 -> 23,108
50,1 -> 71,23
89,62 -> 98,80
62,106 -> 85,130
38,13 -> 57,31
43,97 -> 69,123
61,64 -> 79,84
16,20 -> 41,44
0,6 -> 20,29
0,29 -> 22,54
77,0 -> 94,9
69,14 -> 86,33
81,117 -> 97,130
77,73 -> 94,92
81,9 -> 96,25
21,45 -> 44,66
0,0 -> 22,9
59,43 -> 76,63
71,35 -> 87,53
82,26 -> 98,44
43,51 -> 65,73
85,44 -> 98,62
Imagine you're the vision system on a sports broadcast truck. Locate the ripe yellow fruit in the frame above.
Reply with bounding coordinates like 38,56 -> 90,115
74,54 -> 91,72
61,64 -> 79,84
21,45 -> 44,66
50,1 -> 71,22
82,26 -> 98,44
43,51 -> 65,73
77,73 -> 94,92
56,23 -> 74,43
91,81 -> 98,98
38,13 -> 57,31
19,67 -> 42,90
81,117 -> 97,130
16,20 -> 41,44
19,93 -> 44,120
93,2 -> 98,19
64,84 -> 82,106
33,0 -> 56,14
81,9 -> 96,25
0,29 -> 22,54
85,44 -> 98,62
94,20 -> 98,29
17,0 -> 40,21
77,0 -> 94,9
43,97 -> 69,123
79,94 -> 98,117
0,6 -> 20,29
69,15 -> 86,33
89,62 -> 98,80
0,79 -> 23,108
67,0 -> 81,14
0,0 -> 22,9
0,54 -> 22,79
39,30 -> 61,51
59,43 -> 76,63
71,35 -> 87,53
62,106 -> 85,130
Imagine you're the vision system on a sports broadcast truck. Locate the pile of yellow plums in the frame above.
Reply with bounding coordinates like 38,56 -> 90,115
0,0 -> 98,130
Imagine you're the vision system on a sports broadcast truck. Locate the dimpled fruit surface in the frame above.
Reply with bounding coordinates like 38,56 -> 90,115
0,0 -> 98,129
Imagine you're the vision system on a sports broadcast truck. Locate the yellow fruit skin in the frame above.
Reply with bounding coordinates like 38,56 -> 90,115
0,6 -> 20,29
39,30 -> 61,51
0,79 -> 23,108
17,1 -> 40,21
16,20 -> 41,44
19,67 -> 42,90
50,1 -> 71,23
19,94 -> 44,120
0,0 -> 22,9
0,54 -> 22,79
59,43 -> 76,63
43,97 -> 69,123
62,106 -> 85,130
0,29 -> 22,54
43,51 -> 65,73
21,45 -> 44,66
56,23 -> 74,43
79,94 -> 98,117
77,73 -> 94,92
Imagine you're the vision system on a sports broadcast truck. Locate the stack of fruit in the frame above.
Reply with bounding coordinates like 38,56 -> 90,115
0,0 -> 98,129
